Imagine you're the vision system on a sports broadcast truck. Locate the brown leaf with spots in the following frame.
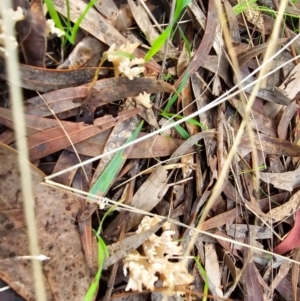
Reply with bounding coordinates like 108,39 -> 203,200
0,143 -> 95,301
0,58 -> 97,92
24,77 -> 175,118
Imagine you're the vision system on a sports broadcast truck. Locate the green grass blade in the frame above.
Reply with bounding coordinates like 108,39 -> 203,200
161,112 -> 206,129
44,0 -> 68,38
145,25 -> 172,61
194,257 -> 209,301
84,235 -> 109,301
145,0 -> 192,61
89,121 -> 144,198
45,0 -> 98,44
163,68 -> 189,112
178,27 -> 192,60
160,114 -> 190,139
70,0 -> 98,44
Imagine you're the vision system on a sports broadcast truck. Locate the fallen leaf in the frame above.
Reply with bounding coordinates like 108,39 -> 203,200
224,0 -> 241,45
68,130 -> 185,159
58,36 -> 106,69
0,58 -> 97,92
230,98 -> 278,137
90,101 -> 141,189
0,143 -> 94,300
127,0 -> 160,46
237,38 -> 289,68
27,109 -> 139,161
205,243 -> 223,298
273,210 -> 300,254
24,77 -> 175,117
239,131 -> 300,157
105,165 -> 168,235
260,167 -> 300,192
188,1 -> 223,55
243,246 -> 264,301
276,278 -> 300,301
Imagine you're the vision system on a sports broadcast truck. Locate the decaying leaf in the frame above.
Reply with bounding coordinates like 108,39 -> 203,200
24,77 -> 175,117
273,210 -> 300,255
174,0 -> 218,89
267,190 -> 300,223
205,243 -> 223,298
58,36 -> 106,69
0,58 -> 97,92
243,246 -> 264,301
105,165 -> 168,235
0,143 -> 94,300
127,0 -> 160,46
260,167 -> 300,192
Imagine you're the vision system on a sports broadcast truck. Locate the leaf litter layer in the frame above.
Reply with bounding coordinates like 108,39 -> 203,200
1,0 -> 300,300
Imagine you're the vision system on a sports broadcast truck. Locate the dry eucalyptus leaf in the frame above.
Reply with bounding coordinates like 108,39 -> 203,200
267,190 -> 300,223
127,0 -> 160,46
260,167 -> 300,192
94,0 -> 118,20
243,247 -> 264,301
226,224 -> 272,240
264,62 -> 300,119
58,36 -> 106,69
0,58 -> 97,92
0,143 -> 94,301
90,101 -> 140,190
205,243 -> 223,298
105,166 -> 168,234
244,6 -> 264,31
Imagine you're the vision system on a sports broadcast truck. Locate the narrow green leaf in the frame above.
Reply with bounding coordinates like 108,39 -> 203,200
194,257 -> 208,301
84,235 -> 109,301
178,27 -> 192,60
163,68 -> 189,112
70,0 -> 99,44
44,0 -> 68,37
108,50 -> 136,60
160,115 -> 190,139
161,112 -> 206,129
89,121 -> 144,198
145,0 -> 192,61
145,25 -> 172,62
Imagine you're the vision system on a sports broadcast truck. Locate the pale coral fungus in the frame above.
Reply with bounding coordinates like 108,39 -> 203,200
123,216 -> 193,294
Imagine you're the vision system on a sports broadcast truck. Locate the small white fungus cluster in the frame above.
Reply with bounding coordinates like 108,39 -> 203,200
45,19 -> 64,38
106,42 -> 145,80
123,216 -> 194,293
0,6 -> 24,57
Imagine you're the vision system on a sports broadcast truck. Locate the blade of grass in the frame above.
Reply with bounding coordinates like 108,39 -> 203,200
178,27 -> 192,60
163,67 -> 189,112
44,0 -> 69,39
89,121 -> 144,198
70,0 -> 98,44
84,234 -> 109,301
45,0 -> 99,44
194,257 -> 209,301
160,115 -> 190,139
145,0 -> 192,61
161,112 -> 206,129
